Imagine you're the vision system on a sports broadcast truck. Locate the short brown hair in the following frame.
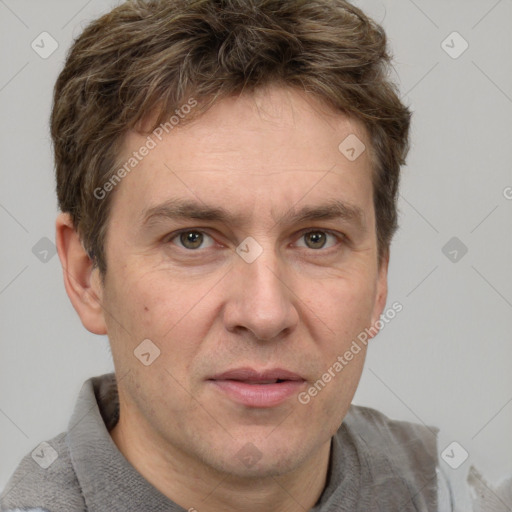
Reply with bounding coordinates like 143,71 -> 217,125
51,0 -> 411,279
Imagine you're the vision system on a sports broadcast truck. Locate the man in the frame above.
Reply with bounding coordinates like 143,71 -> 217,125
1,1 -> 509,511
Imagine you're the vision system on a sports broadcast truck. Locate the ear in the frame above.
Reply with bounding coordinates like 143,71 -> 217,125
55,212 -> 107,335
368,248 -> 389,338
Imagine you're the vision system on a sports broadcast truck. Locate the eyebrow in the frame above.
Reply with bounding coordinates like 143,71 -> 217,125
139,197 -> 367,233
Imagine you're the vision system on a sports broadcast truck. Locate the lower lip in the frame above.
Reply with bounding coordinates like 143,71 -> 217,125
209,379 -> 306,408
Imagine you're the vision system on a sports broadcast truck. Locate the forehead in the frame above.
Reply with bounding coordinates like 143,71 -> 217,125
109,86 -> 375,228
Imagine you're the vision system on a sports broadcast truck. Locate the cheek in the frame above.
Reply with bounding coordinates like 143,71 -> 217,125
118,273 -> 213,368
317,276 -> 377,331
112,270 -> 187,336
322,377 -> 360,434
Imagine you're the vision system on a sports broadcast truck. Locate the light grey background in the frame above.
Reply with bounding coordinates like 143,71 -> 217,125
1,0 -> 511,493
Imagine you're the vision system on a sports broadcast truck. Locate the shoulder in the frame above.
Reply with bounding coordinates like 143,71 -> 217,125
343,403 -> 439,451
341,404 -> 439,508
312,406 -> 442,510
0,432 -> 86,512
343,406 -> 512,511
341,404 -> 439,479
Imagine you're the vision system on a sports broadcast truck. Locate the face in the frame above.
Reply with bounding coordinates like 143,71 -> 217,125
95,85 -> 388,477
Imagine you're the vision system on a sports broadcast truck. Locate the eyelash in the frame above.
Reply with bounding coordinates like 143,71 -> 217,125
165,228 -> 347,253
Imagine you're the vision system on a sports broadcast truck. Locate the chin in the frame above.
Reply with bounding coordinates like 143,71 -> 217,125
203,435 -> 318,479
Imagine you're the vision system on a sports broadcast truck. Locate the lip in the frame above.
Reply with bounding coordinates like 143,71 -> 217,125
210,367 -> 304,382
208,367 -> 306,408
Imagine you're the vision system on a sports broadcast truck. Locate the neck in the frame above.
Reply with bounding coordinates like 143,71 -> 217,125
110,410 -> 331,512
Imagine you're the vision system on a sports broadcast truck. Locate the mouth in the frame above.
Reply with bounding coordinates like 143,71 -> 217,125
207,367 -> 306,408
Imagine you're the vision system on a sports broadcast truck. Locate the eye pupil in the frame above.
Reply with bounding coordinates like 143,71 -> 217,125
306,232 -> 326,249
180,231 -> 203,249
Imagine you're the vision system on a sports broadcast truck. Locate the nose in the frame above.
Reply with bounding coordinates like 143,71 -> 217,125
222,244 -> 299,342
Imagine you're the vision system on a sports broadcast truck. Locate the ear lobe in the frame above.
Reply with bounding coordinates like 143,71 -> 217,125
55,212 -> 107,335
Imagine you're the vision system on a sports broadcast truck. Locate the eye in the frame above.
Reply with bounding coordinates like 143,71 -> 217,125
166,228 -> 345,252
295,230 -> 342,250
169,230 -> 215,250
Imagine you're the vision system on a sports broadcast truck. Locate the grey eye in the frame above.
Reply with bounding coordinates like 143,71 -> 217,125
172,231 -> 215,250
296,231 -> 339,250
304,232 -> 327,249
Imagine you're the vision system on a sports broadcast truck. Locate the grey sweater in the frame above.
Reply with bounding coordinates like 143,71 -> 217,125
1,373 -> 443,511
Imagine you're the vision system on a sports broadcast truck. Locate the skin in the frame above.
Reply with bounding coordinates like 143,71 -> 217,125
56,85 -> 389,512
